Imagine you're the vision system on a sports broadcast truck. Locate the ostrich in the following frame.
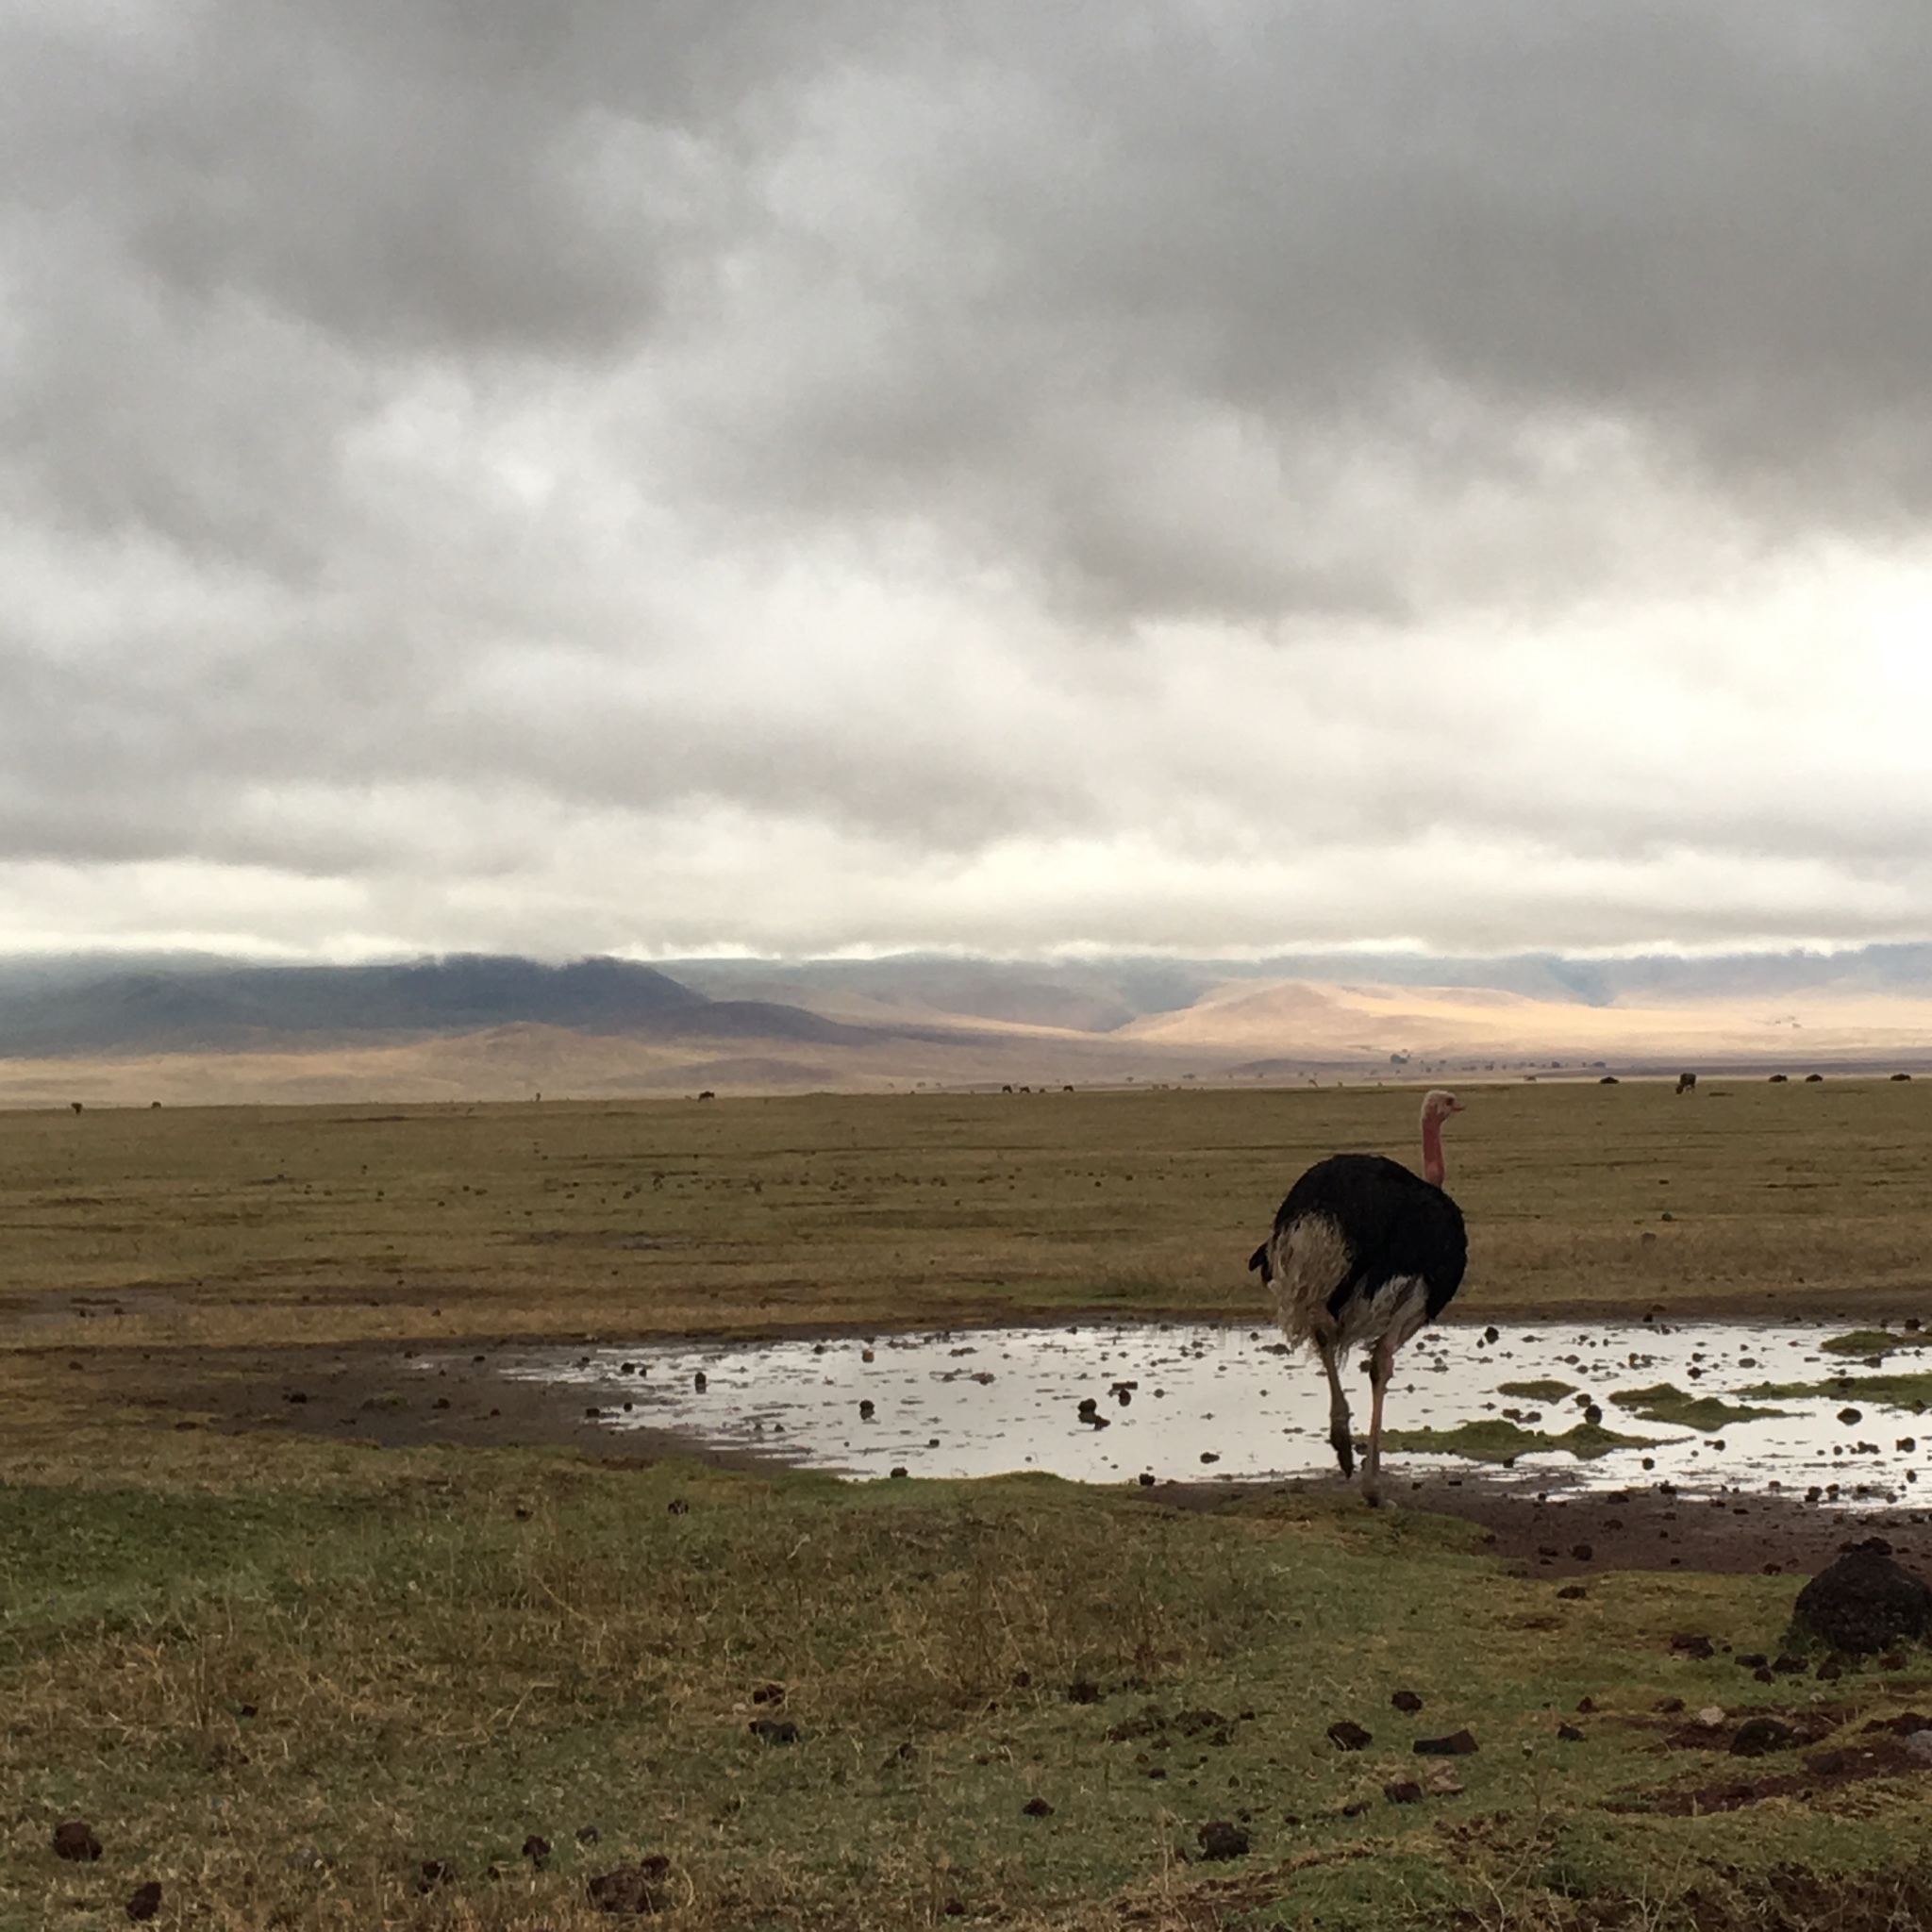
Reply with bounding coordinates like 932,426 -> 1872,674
1247,1089 -> 1467,1506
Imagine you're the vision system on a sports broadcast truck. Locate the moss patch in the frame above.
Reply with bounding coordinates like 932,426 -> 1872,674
1822,1329 -> 1930,1359
1607,1383 -> 1789,1431
1382,1417 -> 1656,1462
1495,1378 -> 1576,1401
1742,1371 -> 1932,1409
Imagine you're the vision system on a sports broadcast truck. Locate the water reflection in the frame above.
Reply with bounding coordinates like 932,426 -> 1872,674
470,1320 -> 1928,1506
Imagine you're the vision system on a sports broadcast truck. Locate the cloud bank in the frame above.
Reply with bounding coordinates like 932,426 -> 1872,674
4,0 -> 1932,958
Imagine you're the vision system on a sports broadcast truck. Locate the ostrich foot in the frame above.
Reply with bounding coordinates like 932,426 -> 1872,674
1329,1426 -> 1355,1479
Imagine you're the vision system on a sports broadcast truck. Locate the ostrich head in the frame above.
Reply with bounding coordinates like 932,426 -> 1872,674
1419,1088 -> 1463,1187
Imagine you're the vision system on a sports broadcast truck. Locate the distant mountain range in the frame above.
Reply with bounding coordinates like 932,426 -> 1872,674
2,945 -> 1931,1103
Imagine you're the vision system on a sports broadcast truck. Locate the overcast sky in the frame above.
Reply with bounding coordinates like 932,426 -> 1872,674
5,0 -> 1932,963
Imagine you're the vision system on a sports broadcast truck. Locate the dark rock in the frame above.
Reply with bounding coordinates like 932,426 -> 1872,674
1066,1678 -> 1102,1705
1557,1585 -> 1587,1601
1198,1819 -> 1249,1856
1139,1472 -> 1156,1486
1391,1690 -> 1424,1712
1571,1544 -> 1594,1562
890,1466 -> 908,1478
1575,1696 -> 1596,1713
1414,1729 -> 1479,1756
575,1825 -> 600,1844
587,1857 -> 670,1915
751,1682 -> 785,1704
1839,1407 -> 1863,1425
1817,1658 -> 1843,1680
1655,1697 -> 1685,1713
1383,1780 -> 1423,1804
1670,1632 -> 1715,1658
749,1717 -> 799,1743
417,1860 -> 458,1892
522,1834 -> 551,1869
1022,1797 -> 1054,1817
53,1821 -> 102,1861
1773,1654 -> 1807,1674
1557,1724 -> 1584,1742
1737,1654 -> 1768,1669
1326,1720 -> 1372,1751
666,1498 -> 689,1516
125,1882 -> 161,1924
1793,1538 -> 1932,1654
1731,1717 -> 1799,1757
858,1399 -> 875,1420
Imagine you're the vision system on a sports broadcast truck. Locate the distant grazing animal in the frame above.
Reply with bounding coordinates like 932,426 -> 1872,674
1247,1090 -> 1467,1506
1675,1072 -> 1697,1093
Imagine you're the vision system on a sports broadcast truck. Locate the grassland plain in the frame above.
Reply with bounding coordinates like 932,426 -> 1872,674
4,1079 -> 1932,1929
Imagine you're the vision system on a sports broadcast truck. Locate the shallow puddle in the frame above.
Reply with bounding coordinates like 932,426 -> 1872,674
469,1321 -> 1931,1505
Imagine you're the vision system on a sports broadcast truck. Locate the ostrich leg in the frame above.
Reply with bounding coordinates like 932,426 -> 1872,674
1361,1337 -> 1398,1507
1316,1339 -> 1355,1478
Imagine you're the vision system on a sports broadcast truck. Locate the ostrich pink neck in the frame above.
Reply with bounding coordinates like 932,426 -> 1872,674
1421,1115 -> 1447,1189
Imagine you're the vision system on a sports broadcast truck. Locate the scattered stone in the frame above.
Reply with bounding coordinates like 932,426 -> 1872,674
1066,1679 -> 1102,1705
1737,1654 -> 1768,1669
890,1466 -> 908,1478
1773,1654 -> 1807,1674
1794,1538 -> 1932,1654
1414,1729 -> 1478,1756
125,1882 -> 161,1923
1199,1451 -> 1220,1464
522,1835 -> 551,1869
1697,1706 -> 1727,1727
1576,1696 -> 1596,1713
1557,1585 -> 1587,1601
1655,1697 -> 1685,1713
53,1821 -> 101,1861
1138,1472 -> 1156,1487
1731,1717 -> 1799,1757
751,1682 -> 785,1705
1198,1819 -> 1250,1857
1670,1632 -> 1715,1659
858,1399 -> 875,1420
693,1372 -> 707,1392
1383,1780 -> 1423,1804
749,1717 -> 799,1744
1391,1690 -> 1424,1712
587,1857 -> 670,1915
1571,1544 -> 1593,1562
1022,1797 -> 1055,1818
1424,1764 -> 1464,1795
1326,1720 -> 1372,1751
1557,1724 -> 1584,1742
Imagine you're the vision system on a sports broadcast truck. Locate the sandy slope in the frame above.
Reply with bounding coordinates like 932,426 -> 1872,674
5,980 -> 1932,1105
1120,977 -> 1932,1065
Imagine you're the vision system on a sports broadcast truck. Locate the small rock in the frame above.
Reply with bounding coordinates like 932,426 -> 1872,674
1391,1690 -> 1424,1712
1575,1696 -> 1596,1713
1424,1764 -> 1464,1795
666,1498 -> 689,1516
1022,1797 -> 1054,1817
125,1882 -> 161,1924
1730,1717 -> 1798,1757
576,1825 -> 601,1845
1066,1679 -> 1102,1705
1571,1544 -> 1593,1562
522,1835 -> 551,1869
1414,1729 -> 1478,1756
1557,1585 -> 1587,1601
417,1860 -> 458,1892
1671,1632 -> 1715,1658
1198,1819 -> 1250,1856
1138,1472 -> 1157,1487
1773,1654 -> 1807,1674
749,1717 -> 799,1744
1817,1658 -> 1843,1680
1696,1706 -> 1727,1727
1383,1780 -> 1423,1804
1557,1724 -> 1584,1741
751,1682 -> 785,1704
1839,1407 -> 1863,1425
54,1821 -> 102,1862
1326,1720 -> 1373,1751
1737,1653 -> 1768,1669
858,1399 -> 875,1420
693,1372 -> 707,1392
1199,1451 -> 1220,1464
1906,1730 -> 1932,1765
890,1466 -> 908,1478
1655,1697 -> 1685,1713
587,1857 -> 670,1915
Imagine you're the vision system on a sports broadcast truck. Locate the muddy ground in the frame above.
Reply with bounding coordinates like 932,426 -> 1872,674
71,1334 -> 1932,1585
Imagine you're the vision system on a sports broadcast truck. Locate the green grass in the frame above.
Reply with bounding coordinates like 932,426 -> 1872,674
1822,1329 -> 1932,1359
3,1077 -> 1932,1363
1494,1379 -> 1577,1402
4,1432 -> 1932,1931
9,1082 -> 1932,1926
1607,1385 -> 1790,1432
1380,1419 -> 1657,1462
1742,1371 -> 1932,1410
